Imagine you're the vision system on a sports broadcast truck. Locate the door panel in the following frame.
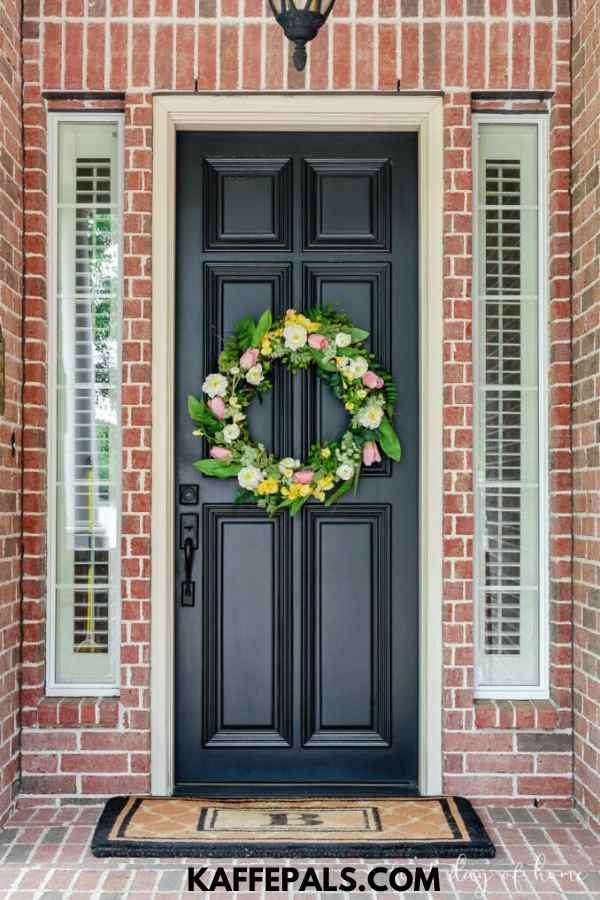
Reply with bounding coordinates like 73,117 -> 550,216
303,505 -> 392,748
175,132 -> 419,793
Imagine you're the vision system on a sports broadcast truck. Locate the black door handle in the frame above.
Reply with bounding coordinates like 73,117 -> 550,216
184,536 -> 195,582
181,536 -> 196,607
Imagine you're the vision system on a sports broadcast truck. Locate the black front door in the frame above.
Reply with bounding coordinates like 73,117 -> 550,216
175,132 -> 419,794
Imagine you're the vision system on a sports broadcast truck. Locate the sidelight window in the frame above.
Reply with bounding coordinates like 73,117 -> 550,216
473,116 -> 549,697
47,115 -> 123,694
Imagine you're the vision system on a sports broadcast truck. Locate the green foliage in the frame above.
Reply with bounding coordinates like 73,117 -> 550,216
218,315 -> 257,370
189,303 -> 403,517
234,315 -> 256,351
315,367 -> 345,402
251,309 -> 272,347
187,395 -> 221,435
234,487 -> 255,505
349,326 -> 370,342
378,416 -> 402,461
289,496 -> 309,516
193,459 -> 242,478
324,478 -> 353,506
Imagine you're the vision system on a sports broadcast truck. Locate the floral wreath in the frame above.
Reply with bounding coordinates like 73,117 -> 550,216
188,306 -> 401,517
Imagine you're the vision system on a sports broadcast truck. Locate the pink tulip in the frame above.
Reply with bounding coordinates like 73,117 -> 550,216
239,347 -> 259,369
362,441 -> 382,467
293,469 -> 314,484
362,370 -> 384,390
208,396 -> 226,419
308,333 -> 330,351
210,446 -> 232,460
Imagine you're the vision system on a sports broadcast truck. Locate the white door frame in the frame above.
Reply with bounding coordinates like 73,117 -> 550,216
151,93 -> 444,796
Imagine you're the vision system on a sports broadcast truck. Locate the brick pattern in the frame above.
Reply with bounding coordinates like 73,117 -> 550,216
1,802 -> 600,896
572,0 -> 600,832
16,1 -> 575,804
0,0 -> 23,824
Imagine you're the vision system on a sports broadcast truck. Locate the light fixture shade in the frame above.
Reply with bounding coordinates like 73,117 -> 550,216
267,0 -> 336,71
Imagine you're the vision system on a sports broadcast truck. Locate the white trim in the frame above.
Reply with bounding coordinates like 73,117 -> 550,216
472,113 -> 550,700
151,94 -> 444,795
46,112 -> 124,697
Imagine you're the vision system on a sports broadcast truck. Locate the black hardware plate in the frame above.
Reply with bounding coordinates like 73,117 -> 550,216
179,484 -> 199,506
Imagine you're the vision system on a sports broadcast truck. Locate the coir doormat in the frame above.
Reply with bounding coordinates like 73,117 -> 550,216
91,796 -> 495,858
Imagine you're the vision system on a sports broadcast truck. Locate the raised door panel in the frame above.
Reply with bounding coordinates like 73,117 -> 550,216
302,262 -> 391,475
203,263 -> 292,457
204,158 -> 292,249
302,505 -> 392,747
303,159 -> 391,250
203,506 -> 293,747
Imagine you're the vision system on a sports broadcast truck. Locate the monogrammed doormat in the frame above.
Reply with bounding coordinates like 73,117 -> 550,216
91,796 -> 495,858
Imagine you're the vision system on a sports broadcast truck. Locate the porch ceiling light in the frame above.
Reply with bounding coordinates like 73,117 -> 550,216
267,0 -> 336,71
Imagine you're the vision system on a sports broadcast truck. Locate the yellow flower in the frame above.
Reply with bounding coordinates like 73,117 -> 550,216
317,475 -> 334,491
282,483 -> 304,500
257,478 -> 279,496
320,447 -> 331,459
313,490 -> 325,502
284,310 -> 319,333
261,337 -> 272,357
345,401 -> 355,412
299,484 -> 312,497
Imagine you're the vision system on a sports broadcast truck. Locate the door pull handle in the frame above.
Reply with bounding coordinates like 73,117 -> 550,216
181,536 -> 196,607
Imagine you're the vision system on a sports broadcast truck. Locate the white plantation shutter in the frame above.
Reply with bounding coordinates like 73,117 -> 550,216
474,119 -> 548,695
48,117 -> 123,693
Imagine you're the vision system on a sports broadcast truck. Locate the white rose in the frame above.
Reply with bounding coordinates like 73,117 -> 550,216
357,404 -> 384,430
336,463 -> 354,481
279,457 -> 300,472
283,323 -> 308,351
229,365 -> 240,375
202,373 -> 228,398
238,466 -> 264,491
245,364 -> 264,386
232,412 -> 246,423
335,332 -> 352,348
222,424 -> 240,443
350,356 -> 369,378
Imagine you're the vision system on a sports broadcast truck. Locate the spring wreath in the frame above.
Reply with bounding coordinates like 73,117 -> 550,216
188,306 -> 402,517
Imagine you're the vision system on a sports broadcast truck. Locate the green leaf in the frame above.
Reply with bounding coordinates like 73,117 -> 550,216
234,316 -> 256,351
349,326 -> 370,342
312,351 -> 337,372
193,459 -> 241,479
378,416 -> 402,461
252,309 -> 272,347
187,395 -> 221,434
324,478 -> 353,506
289,496 -> 309,516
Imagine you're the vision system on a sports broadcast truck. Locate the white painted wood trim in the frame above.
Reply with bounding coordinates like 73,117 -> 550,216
46,112 -> 123,697
472,114 -> 550,699
151,93 -> 444,796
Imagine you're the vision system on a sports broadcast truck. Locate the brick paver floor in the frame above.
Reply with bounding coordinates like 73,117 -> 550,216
0,802 -> 599,898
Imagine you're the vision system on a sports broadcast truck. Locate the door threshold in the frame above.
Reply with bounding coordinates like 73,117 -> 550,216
173,782 -> 420,798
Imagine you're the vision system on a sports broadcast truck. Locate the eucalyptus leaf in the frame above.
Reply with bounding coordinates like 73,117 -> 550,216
193,459 -> 241,479
378,416 -> 402,461
252,308 -> 273,347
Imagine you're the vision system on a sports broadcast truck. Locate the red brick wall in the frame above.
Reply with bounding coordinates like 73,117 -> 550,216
572,0 -> 600,830
0,0 -> 23,823
19,2 -> 575,804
